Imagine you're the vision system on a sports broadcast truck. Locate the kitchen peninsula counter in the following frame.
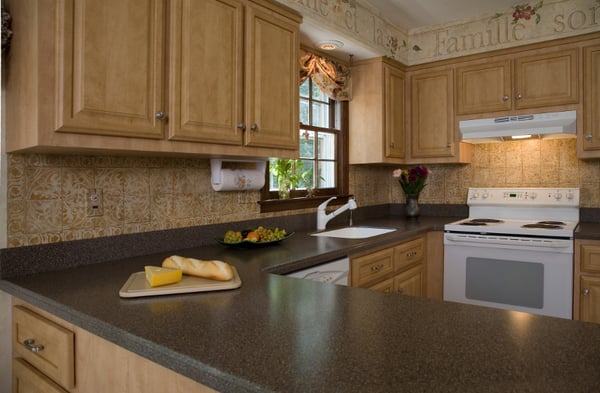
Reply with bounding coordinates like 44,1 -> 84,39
2,215 -> 600,392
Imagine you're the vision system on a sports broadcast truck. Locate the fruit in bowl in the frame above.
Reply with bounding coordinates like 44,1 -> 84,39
222,226 -> 287,244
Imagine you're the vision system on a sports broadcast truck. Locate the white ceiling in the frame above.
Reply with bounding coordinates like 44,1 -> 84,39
301,0 -> 521,61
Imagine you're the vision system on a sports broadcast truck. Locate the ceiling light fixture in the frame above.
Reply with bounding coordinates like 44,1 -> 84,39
318,40 -> 344,50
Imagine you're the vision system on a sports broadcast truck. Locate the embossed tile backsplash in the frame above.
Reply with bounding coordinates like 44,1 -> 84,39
7,139 -> 598,247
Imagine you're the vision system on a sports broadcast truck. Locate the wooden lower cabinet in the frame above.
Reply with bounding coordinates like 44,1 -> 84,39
574,239 -> 600,324
350,236 -> 427,297
12,299 -> 216,393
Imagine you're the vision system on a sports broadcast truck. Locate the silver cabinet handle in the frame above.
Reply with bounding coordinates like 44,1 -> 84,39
155,111 -> 167,120
371,263 -> 384,272
583,288 -> 590,296
250,124 -> 258,132
237,123 -> 246,130
390,142 -> 395,148
586,134 -> 593,141
23,339 -> 44,353
502,95 -> 509,101
515,93 -> 523,100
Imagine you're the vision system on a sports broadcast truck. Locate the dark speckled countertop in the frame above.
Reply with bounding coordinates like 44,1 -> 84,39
2,212 -> 600,392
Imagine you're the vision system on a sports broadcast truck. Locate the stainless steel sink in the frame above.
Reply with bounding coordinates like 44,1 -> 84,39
311,226 -> 396,239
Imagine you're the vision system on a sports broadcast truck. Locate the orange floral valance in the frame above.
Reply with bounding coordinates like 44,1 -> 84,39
299,49 -> 351,101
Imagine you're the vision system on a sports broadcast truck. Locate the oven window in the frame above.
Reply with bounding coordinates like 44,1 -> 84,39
465,258 -> 544,309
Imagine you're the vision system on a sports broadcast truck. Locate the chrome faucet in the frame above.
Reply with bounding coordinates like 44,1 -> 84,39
317,197 -> 358,230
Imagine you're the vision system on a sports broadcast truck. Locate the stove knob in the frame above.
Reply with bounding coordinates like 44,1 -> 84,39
566,191 -> 575,200
554,192 -> 563,200
529,192 -> 537,200
472,192 -> 480,199
482,192 -> 489,199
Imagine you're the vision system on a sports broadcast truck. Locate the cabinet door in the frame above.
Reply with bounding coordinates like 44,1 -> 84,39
168,0 -> 244,145
57,0 -> 165,138
350,248 -> 395,287
13,358 -> 68,393
455,60 -> 512,115
582,45 -> 600,152
513,48 -> 578,109
243,2 -> 299,149
394,264 -> 426,297
410,69 -> 454,158
384,64 -> 406,159
580,276 -> 600,324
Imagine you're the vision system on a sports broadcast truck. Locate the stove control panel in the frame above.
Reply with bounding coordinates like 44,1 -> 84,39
467,188 -> 580,206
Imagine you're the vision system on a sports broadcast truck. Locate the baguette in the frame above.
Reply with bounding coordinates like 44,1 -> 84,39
162,255 -> 234,281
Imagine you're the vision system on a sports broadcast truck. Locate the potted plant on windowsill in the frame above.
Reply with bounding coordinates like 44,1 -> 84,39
270,159 -> 309,199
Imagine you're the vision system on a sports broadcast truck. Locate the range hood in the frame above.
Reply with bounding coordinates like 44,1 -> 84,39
459,110 -> 577,143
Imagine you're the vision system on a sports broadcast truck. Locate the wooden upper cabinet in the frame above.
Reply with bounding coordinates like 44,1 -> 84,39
580,43 -> 600,156
57,0 -> 166,139
349,57 -> 406,164
243,1 -> 299,149
168,0 -> 244,145
455,60 -> 512,115
5,0 -> 300,157
384,65 -> 407,159
168,0 -> 299,149
410,68 -> 455,159
514,48 -> 579,109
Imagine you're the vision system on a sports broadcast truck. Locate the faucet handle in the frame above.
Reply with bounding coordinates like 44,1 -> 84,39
318,196 -> 337,211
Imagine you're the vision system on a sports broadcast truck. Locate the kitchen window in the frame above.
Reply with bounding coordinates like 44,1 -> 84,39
259,56 -> 350,213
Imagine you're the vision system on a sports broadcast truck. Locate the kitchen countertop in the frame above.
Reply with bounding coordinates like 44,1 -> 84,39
3,215 -> 600,392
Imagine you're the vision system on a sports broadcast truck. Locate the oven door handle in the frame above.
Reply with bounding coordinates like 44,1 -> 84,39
445,233 -> 572,248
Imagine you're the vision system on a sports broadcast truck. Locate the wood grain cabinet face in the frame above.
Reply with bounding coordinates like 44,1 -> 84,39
455,60 -> 512,115
410,69 -> 455,159
5,0 -> 300,156
13,358 -> 69,393
349,58 -> 406,164
455,49 -> 578,116
351,236 -> 427,297
12,306 -> 75,391
574,240 -> 600,324
581,44 -> 600,154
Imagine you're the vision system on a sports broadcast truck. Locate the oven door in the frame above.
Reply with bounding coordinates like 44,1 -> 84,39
443,233 -> 573,319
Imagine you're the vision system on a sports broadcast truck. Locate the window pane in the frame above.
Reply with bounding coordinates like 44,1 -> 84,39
299,160 -> 315,189
300,98 -> 309,124
318,161 -> 336,188
312,102 -> 329,128
311,82 -> 328,101
300,79 -> 310,98
318,132 -> 336,160
299,130 -> 315,158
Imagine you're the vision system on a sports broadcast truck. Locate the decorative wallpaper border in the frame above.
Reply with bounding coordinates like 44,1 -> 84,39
281,0 -> 600,64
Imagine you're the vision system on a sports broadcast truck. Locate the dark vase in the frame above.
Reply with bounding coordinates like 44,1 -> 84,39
405,193 -> 420,220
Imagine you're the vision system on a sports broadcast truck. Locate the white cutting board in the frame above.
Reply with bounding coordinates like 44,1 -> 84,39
119,267 -> 241,298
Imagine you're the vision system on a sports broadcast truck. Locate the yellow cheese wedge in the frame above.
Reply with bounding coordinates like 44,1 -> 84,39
144,266 -> 182,287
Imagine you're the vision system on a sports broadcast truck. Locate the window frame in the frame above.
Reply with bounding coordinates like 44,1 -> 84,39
258,81 -> 350,213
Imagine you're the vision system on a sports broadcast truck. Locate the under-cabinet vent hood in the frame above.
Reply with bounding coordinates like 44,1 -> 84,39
459,110 -> 577,143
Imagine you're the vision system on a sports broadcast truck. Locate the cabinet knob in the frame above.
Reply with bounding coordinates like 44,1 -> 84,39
23,339 -> 44,353
397,288 -> 404,294
371,264 -> 383,272
446,143 -> 452,149
515,93 -> 523,100
586,134 -> 593,141
237,123 -> 246,130
406,251 -> 417,257
155,111 -> 167,121
390,142 -> 395,148
583,288 -> 590,296
502,95 -> 509,102
250,124 -> 258,132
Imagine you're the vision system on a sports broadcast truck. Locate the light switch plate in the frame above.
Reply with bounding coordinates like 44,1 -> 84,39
87,188 -> 103,216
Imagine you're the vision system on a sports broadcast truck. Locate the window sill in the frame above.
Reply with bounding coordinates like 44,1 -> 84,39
258,195 -> 353,213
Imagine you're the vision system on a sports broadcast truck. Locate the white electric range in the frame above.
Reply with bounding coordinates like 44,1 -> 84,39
444,187 -> 579,319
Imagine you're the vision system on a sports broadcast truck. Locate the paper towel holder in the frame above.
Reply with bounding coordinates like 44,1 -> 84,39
210,158 -> 267,191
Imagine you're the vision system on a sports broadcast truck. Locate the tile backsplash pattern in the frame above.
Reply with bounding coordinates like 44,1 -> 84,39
7,139 -> 598,247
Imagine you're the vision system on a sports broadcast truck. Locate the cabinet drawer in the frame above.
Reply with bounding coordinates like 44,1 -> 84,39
580,243 -> 600,273
351,248 -> 395,287
394,237 -> 425,271
13,306 -> 75,390
368,277 -> 395,293
13,358 -> 69,393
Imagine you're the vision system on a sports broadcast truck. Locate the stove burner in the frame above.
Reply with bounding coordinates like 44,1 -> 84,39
471,218 -> 503,223
536,221 -> 566,226
522,223 -> 563,229
459,218 -> 504,226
